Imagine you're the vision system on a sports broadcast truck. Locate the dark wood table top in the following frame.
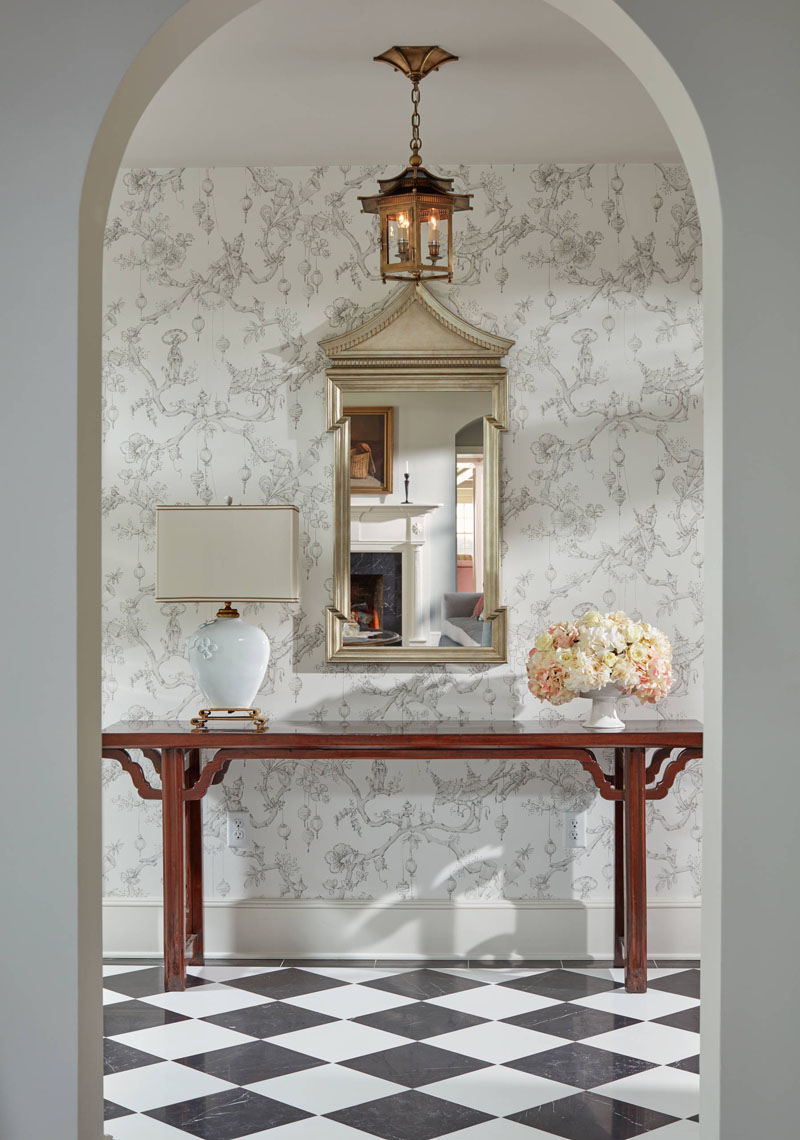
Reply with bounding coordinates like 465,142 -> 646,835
103,719 -> 703,749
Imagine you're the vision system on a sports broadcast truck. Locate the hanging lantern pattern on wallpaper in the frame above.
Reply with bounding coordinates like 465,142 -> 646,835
359,46 -> 472,283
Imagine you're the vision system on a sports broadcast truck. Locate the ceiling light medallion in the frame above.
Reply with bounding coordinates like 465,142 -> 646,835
360,46 -> 471,283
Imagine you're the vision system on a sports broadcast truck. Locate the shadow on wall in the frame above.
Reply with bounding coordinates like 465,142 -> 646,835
342,895 -> 592,962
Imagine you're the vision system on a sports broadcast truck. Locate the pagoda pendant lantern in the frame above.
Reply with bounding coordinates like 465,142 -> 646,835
360,46 -> 471,283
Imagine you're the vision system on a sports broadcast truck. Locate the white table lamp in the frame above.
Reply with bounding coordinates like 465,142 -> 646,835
155,503 -> 299,729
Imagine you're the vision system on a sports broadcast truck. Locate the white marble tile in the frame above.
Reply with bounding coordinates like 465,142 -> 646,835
236,1117 -> 374,1139
427,985 -> 560,1020
441,1120 -> 553,1139
274,1019 -> 406,1062
289,966 -> 402,983
593,1064 -> 700,1120
185,965 -> 285,983
104,988 -> 133,1005
104,1059 -> 234,1111
109,1019 -> 255,1060
432,1021 -> 559,1063
586,1022 -> 700,1065
284,983 -> 415,1019
101,1113 -> 201,1139
103,964 -> 155,978
644,1120 -> 700,1139
572,987 -> 700,1021
139,983 -> 272,1018
425,1063 -> 575,1115
247,1063 -> 402,1113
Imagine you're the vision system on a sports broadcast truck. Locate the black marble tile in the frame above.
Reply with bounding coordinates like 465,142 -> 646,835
104,1037 -> 161,1075
508,1091 -> 678,1139
342,1040 -> 490,1088
468,959 -> 563,969
282,958 -> 376,968
224,966 -> 348,999
104,1099 -> 133,1121
648,969 -> 700,999
104,999 -> 188,1037
187,959 -> 285,970
670,1053 -> 700,1074
377,960 -> 468,969
104,966 -> 209,998
499,968 -> 621,1002
355,1000 -> 488,1040
653,1005 -> 700,1034
363,968 -> 482,1001
560,960 -> 616,969
503,1002 -> 639,1041
103,957 -> 154,966
560,961 -> 658,969
146,1088 -> 310,1138
507,1042 -> 657,1090
178,1039 -> 326,1083
203,999 -> 336,1038
688,1113 -> 700,1121
327,1088 -> 491,1140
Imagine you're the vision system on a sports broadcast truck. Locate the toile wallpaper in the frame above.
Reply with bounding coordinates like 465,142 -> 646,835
102,163 -> 703,908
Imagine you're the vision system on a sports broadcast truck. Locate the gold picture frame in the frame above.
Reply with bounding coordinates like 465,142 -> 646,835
345,406 -> 394,495
320,282 -> 515,664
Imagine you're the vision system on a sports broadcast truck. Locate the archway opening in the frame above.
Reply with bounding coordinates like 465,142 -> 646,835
80,1 -> 721,1134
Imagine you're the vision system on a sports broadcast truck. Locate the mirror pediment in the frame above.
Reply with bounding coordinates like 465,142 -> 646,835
319,282 -> 514,366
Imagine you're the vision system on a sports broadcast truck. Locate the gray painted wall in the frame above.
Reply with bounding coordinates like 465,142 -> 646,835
1,2 -> 799,1138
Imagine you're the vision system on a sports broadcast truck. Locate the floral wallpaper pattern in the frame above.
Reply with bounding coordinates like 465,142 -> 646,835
102,163 -> 702,906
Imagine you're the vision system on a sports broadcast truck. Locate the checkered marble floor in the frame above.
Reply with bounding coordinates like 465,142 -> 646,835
102,960 -> 700,1140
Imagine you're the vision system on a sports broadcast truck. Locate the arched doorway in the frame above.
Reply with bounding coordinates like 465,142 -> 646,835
79,1 -> 721,1134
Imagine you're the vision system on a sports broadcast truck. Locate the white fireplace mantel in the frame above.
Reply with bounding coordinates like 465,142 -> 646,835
350,503 -> 442,645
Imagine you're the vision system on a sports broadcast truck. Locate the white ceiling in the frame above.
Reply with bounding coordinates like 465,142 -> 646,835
123,0 -> 680,168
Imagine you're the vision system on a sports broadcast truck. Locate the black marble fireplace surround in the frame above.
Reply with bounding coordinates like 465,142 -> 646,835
351,551 -> 403,636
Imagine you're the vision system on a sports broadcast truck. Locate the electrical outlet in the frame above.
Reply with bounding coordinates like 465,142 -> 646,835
564,812 -> 586,848
226,811 -> 249,847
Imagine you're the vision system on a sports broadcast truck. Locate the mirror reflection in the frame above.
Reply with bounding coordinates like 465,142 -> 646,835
345,389 -> 491,650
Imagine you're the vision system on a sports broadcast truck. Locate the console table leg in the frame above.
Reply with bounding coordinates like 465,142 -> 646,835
623,746 -> 647,992
185,748 -> 204,965
613,748 -> 625,969
161,747 -> 186,991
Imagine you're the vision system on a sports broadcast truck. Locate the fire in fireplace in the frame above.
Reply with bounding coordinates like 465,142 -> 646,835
351,573 -> 383,629
350,552 -> 402,636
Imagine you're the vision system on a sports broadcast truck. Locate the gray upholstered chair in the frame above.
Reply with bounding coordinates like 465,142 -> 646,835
438,592 -> 492,647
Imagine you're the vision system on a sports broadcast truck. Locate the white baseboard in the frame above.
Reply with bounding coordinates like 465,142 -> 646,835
103,897 -> 700,960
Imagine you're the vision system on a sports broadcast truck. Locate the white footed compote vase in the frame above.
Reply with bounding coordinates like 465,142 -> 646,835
580,682 -> 626,731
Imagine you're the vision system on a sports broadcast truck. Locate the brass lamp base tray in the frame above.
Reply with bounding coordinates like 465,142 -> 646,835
190,707 -> 268,732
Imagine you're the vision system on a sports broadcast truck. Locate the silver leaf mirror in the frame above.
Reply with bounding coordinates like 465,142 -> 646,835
321,283 -> 513,663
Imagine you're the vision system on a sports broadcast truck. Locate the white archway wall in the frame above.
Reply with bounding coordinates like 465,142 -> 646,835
3,0 -> 799,1138
101,162 -> 704,930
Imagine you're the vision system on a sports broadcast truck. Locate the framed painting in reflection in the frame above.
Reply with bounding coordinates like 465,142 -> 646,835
345,406 -> 394,495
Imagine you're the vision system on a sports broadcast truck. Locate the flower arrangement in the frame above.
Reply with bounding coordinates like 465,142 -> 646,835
526,610 -> 673,707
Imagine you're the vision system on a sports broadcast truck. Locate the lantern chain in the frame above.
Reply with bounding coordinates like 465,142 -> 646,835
409,81 -> 422,168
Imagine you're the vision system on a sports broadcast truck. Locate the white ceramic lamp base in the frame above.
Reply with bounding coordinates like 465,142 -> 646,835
580,683 -> 625,731
187,613 -> 270,709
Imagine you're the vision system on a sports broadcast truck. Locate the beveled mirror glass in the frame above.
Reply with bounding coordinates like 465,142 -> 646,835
321,283 -> 513,663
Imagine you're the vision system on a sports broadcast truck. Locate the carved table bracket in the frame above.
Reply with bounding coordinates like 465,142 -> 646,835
646,748 -> 702,800
103,748 -> 162,800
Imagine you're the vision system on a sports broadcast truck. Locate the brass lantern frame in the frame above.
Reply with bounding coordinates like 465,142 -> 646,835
360,45 -> 471,283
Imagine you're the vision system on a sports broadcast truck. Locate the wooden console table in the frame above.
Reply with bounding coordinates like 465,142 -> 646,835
102,720 -> 702,993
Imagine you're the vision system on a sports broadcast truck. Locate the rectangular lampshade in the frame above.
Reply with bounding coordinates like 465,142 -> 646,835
155,505 -> 299,603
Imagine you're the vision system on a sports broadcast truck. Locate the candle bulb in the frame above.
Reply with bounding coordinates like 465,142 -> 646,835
427,213 -> 441,262
405,461 -> 409,474
397,213 -> 409,262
